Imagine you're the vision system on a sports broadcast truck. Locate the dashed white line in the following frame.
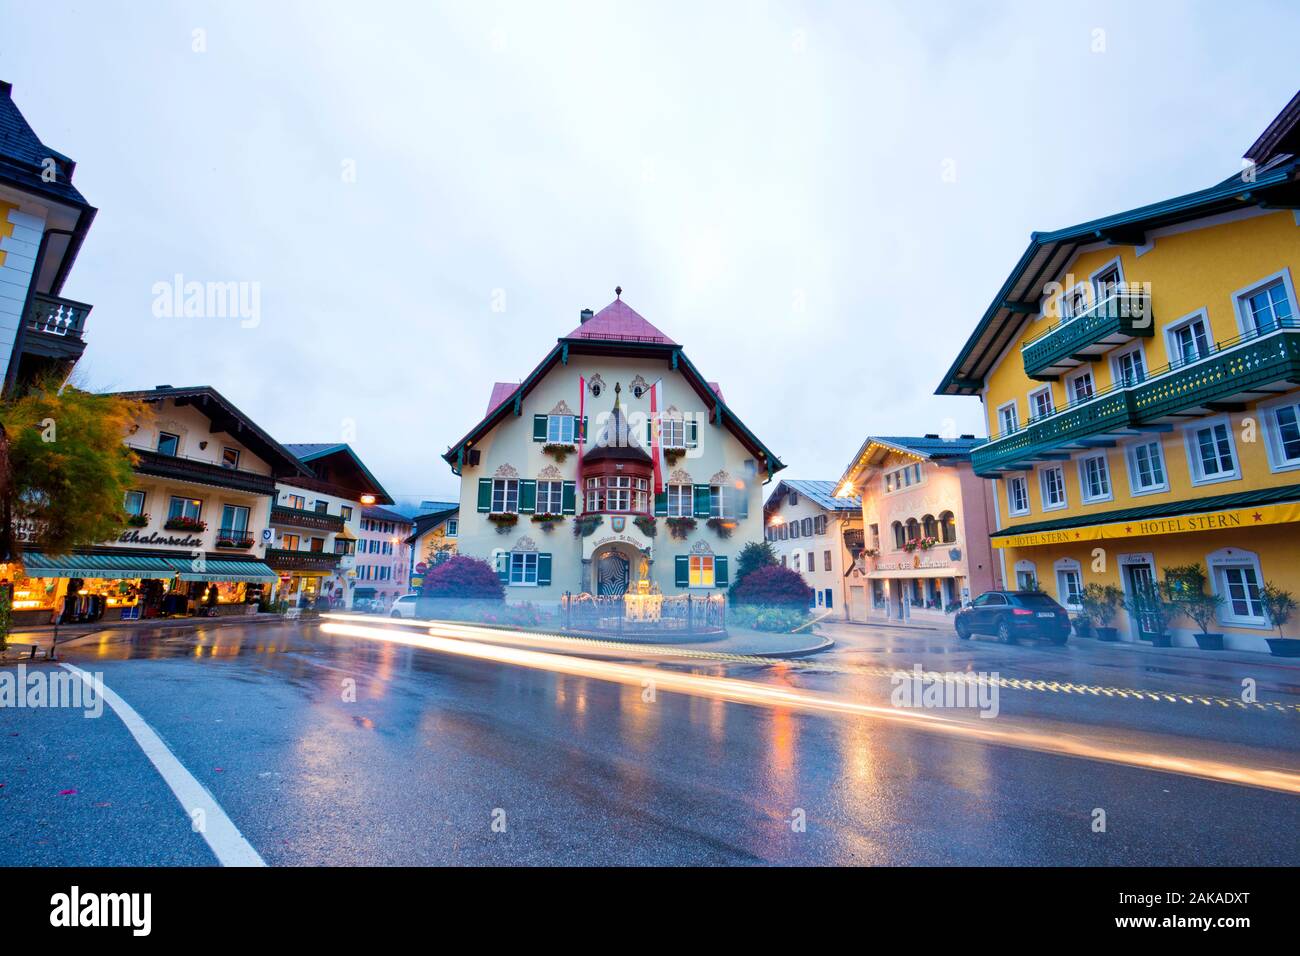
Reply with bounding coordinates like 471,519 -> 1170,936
61,662 -> 266,867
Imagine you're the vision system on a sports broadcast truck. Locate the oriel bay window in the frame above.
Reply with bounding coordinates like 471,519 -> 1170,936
586,475 -> 648,513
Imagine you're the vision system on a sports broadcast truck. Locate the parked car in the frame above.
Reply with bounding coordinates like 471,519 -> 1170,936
390,594 -> 420,619
352,597 -> 379,614
954,590 -> 1071,645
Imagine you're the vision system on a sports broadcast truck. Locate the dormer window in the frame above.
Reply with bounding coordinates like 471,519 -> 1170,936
157,432 -> 179,457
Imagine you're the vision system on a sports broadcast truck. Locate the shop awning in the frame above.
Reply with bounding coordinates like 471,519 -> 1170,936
176,560 -> 277,583
868,567 -> 963,580
19,552 -> 179,580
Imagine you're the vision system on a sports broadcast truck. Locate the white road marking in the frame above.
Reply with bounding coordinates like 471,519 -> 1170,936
61,663 -> 266,867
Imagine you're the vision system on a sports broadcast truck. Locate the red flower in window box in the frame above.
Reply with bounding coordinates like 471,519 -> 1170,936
665,516 -> 696,540
125,513 -> 150,528
164,516 -> 207,532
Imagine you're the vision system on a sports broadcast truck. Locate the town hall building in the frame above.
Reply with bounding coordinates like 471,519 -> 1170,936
442,291 -> 784,602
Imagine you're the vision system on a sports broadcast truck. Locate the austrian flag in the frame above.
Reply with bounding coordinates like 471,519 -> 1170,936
650,378 -> 664,494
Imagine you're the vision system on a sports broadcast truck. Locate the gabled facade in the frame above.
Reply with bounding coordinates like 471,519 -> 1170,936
838,436 -> 999,624
762,480 -> 861,618
270,443 -> 393,609
938,89 -> 1300,651
405,501 -> 459,588
442,293 -> 783,601
0,81 -> 98,392
12,386 -> 306,625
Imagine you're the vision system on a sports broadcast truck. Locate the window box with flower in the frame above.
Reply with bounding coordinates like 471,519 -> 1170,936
572,513 -> 603,538
706,517 -> 735,539
665,516 -> 696,540
531,512 -> 565,532
633,515 -> 657,537
164,516 -> 207,532
542,443 -> 577,462
125,513 -> 150,528
487,512 -> 519,534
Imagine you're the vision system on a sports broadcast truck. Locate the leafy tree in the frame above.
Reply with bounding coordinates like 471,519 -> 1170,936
730,540 -> 777,598
0,382 -> 143,558
1079,583 -> 1122,628
1262,582 -> 1297,639
731,565 -> 813,609
420,555 -> 505,601
1164,564 -> 1225,635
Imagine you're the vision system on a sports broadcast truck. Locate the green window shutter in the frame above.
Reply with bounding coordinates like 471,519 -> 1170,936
533,414 -> 548,442
581,416 -> 588,443
646,420 -> 652,445
738,489 -> 749,520
495,550 -> 510,584
694,484 -> 712,518
537,553 -> 552,586
519,479 -> 537,513
654,491 -> 668,516
686,420 -> 699,447
675,555 -> 690,588
714,555 -> 729,588
477,478 -> 492,512
562,481 -> 576,515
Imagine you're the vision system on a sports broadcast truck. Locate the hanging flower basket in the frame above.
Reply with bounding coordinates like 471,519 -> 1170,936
164,516 -> 206,532
706,517 -> 734,539
917,535 -> 938,551
665,516 -> 696,540
573,514 -> 603,538
125,513 -> 150,528
633,515 -> 657,537
663,446 -> 687,465
542,443 -> 576,462
216,534 -> 255,549
531,513 -> 565,531
862,548 -> 879,558
487,512 -> 519,534
902,539 -> 918,553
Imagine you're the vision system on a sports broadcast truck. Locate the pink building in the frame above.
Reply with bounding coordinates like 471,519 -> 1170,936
838,435 -> 1001,625
356,506 -> 414,610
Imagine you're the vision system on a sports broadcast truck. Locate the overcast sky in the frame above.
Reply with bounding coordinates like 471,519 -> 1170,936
2,1 -> 1297,509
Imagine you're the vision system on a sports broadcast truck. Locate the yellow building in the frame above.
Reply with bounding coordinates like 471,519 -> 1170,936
938,90 -> 1300,653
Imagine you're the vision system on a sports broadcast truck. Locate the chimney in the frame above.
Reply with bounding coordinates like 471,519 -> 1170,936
579,308 -> 594,324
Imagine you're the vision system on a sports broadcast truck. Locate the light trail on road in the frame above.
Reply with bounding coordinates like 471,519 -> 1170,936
319,616 -> 1300,796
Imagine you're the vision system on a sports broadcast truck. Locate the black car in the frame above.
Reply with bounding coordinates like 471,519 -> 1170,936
954,590 -> 1071,645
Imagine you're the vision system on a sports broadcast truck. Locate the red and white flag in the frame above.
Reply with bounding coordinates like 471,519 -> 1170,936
649,379 -> 664,495
576,376 -> 586,509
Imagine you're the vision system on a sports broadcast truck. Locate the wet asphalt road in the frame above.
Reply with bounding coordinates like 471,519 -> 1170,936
2,618 -> 1299,866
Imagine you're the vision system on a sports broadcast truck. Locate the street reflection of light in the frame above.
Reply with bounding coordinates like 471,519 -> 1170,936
318,616 -> 1300,796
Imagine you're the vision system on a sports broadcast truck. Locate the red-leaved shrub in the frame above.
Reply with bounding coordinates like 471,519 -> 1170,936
420,555 -> 505,601
730,565 -> 813,608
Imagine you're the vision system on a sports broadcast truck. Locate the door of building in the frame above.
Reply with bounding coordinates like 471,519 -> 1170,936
1123,558 -> 1159,641
849,585 -> 867,621
597,551 -> 630,597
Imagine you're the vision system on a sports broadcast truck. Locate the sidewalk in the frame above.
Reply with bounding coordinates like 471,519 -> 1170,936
2,612 -> 288,659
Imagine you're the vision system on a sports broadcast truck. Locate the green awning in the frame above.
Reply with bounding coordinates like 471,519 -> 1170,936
175,560 -> 277,583
20,552 -> 179,580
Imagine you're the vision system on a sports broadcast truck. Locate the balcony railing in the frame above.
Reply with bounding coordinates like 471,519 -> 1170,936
973,320 -> 1300,476
215,529 -> 256,549
264,548 -> 341,572
270,505 -> 345,533
131,448 -> 277,495
1020,290 -> 1153,379
20,293 -> 93,363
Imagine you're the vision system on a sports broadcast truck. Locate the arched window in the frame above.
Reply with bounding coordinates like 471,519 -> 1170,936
922,514 -> 938,539
892,521 -> 905,549
939,511 -> 956,543
905,517 -> 920,543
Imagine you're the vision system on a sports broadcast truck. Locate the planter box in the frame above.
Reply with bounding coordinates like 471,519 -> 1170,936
1193,632 -> 1225,650
1267,638 -> 1300,657
1094,626 -> 1120,642
1145,633 -> 1173,648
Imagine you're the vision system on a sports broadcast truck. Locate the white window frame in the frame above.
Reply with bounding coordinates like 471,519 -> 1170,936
1028,385 -> 1055,422
1006,473 -> 1030,517
1065,368 -> 1095,406
124,490 -> 147,516
996,400 -> 1019,437
666,483 -> 692,518
491,478 -> 519,514
1164,308 -> 1212,369
508,551 -> 539,587
1089,256 -> 1125,303
536,480 -> 565,515
1259,393 -> 1300,473
446,518 -> 458,536
1123,437 -> 1170,496
546,415 -> 576,445
1053,557 -> 1084,611
1038,465 -> 1067,512
1206,547 -> 1268,629
1110,342 -> 1147,388
1182,414 -> 1241,486
688,554 -> 715,588
1077,451 -> 1113,504
1231,268 -> 1298,336
660,417 -> 686,448
1060,282 -> 1091,321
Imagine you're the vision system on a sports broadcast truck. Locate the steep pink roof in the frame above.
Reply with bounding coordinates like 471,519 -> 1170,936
486,381 -> 516,415
708,382 -> 724,403
564,297 -> 677,345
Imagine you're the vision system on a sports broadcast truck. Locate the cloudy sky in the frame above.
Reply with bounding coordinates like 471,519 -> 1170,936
3,1 -> 1297,509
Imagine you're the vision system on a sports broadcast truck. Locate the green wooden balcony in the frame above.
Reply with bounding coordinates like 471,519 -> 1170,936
974,323 -> 1300,476
1020,291 -> 1153,379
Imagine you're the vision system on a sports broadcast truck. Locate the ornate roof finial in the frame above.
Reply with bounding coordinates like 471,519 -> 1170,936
613,381 -> 621,410
615,285 -> 622,299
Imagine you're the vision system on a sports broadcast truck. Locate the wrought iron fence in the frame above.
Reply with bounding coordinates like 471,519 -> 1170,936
560,591 -> 726,633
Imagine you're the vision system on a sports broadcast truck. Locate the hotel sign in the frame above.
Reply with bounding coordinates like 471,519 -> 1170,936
117,529 -> 204,549
993,501 -> 1300,549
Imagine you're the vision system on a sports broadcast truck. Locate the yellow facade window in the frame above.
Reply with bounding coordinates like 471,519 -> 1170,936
689,555 -> 714,588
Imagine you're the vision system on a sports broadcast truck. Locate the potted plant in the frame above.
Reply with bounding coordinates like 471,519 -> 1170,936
163,515 -> 206,532
902,539 -> 918,553
663,446 -> 686,465
916,535 -> 938,551
487,512 -> 518,534
1121,578 -> 1177,647
542,442 -> 577,462
1164,564 -> 1226,650
665,516 -> 696,540
706,517 -> 734,538
633,515 -> 657,537
1262,582 -> 1299,657
125,512 -> 150,528
572,513 -> 603,538
216,532 -> 256,549
1079,583 -> 1123,641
